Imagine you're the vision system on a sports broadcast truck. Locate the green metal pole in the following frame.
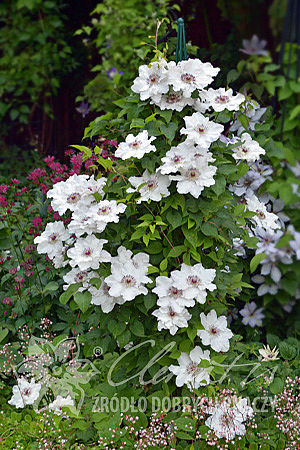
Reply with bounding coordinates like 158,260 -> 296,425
176,17 -> 188,63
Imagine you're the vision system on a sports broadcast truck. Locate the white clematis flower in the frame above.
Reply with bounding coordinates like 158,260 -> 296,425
68,207 -> 99,237
105,248 -> 151,302
197,310 -> 233,352
199,88 -> 245,112
115,130 -> 156,160
168,59 -> 219,97
89,279 -> 125,313
246,195 -> 280,231
67,235 -> 111,270
151,88 -> 194,111
89,200 -> 126,231
169,347 -> 211,391
127,169 -> 171,203
131,59 -> 169,101
63,268 -> 99,292
171,263 -> 216,304
180,112 -> 224,147
8,378 -> 41,409
169,159 -> 217,198
153,275 -> 195,308
232,133 -> 265,162
205,398 -> 254,440
34,222 -> 70,259
48,395 -> 74,415
47,174 -> 90,215
152,301 -> 192,335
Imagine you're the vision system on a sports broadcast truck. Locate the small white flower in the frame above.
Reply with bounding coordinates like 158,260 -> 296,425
169,159 -> 217,198
153,275 -> 195,308
205,398 -> 254,440
239,302 -> 265,327
63,268 -> 99,292
169,347 -> 211,391
246,195 -> 280,231
289,230 -> 300,259
105,248 -> 151,302
67,235 -> 111,270
89,200 -> 126,231
47,174 -> 90,215
258,344 -> 279,361
89,280 -> 125,313
8,378 -> 41,409
199,88 -> 245,112
48,395 -> 74,415
231,103 -> 267,135
180,112 -> 224,147
152,301 -> 192,335
171,263 -> 216,304
198,310 -> 233,352
168,59 -> 219,97
127,170 -> 171,203
131,59 -> 169,101
68,207 -> 99,237
232,133 -> 265,162
34,222 -> 70,259
159,143 -> 191,175
151,88 -> 194,111
115,130 -> 156,160
84,175 -> 107,198
159,142 -> 215,175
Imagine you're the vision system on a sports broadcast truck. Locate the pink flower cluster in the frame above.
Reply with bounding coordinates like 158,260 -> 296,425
98,412 -> 176,449
272,376 -> 300,450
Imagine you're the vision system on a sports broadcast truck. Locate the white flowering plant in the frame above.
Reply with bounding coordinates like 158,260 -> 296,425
35,52 -> 274,391
11,37 -> 297,447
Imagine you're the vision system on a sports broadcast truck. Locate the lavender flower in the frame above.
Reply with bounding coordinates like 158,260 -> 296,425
239,302 -> 265,327
252,274 -> 279,296
76,101 -> 90,118
106,67 -> 124,80
240,35 -> 268,56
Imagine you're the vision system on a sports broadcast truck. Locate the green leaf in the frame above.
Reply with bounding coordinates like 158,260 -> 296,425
237,114 -> 249,130
159,109 -> 173,123
43,281 -> 59,294
160,122 -> 177,142
200,222 -> 218,238
227,69 -> 240,84
211,175 -> 226,196
270,377 -> 284,394
279,342 -> 297,360
70,145 -> 92,158
166,209 -> 182,229
130,118 -> 145,129
131,320 -> 144,337
73,291 -> 92,313
160,259 -> 168,271
0,327 -> 8,343
250,253 -> 266,273
234,203 -> 245,216
59,283 -> 81,305
183,227 -> 202,248
289,105 -> 300,121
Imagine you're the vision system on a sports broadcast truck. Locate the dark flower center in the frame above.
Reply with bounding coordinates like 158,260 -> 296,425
181,73 -> 195,83
149,73 -> 159,83
67,193 -> 81,203
121,275 -> 136,287
215,95 -> 229,103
